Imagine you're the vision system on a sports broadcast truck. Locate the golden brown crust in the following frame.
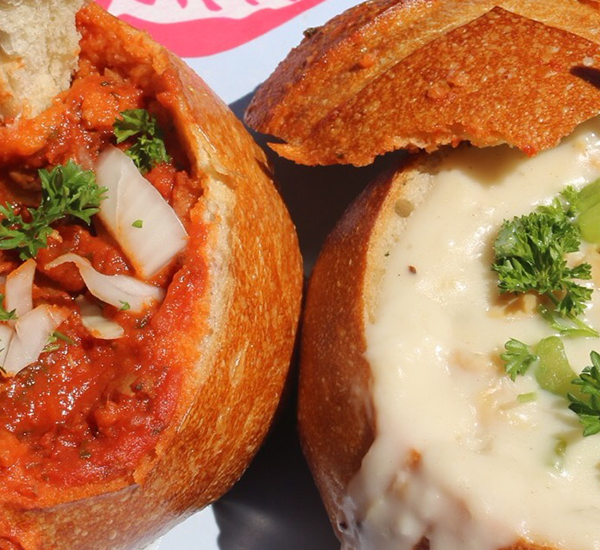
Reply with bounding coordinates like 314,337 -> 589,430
246,0 -> 600,166
299,157 -> 418,537
0,4 -> 302,549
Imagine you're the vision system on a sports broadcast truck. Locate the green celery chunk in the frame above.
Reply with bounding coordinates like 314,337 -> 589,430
578,178 -> 600,212
577,178 -> 600,244
578,203 -> 600,244
535,336 -> 579,398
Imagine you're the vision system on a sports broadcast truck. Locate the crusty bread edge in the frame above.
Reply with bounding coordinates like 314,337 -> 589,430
299,152 -> 434,535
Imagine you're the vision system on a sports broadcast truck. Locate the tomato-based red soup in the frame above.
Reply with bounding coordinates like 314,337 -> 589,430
0,31 -> 205,506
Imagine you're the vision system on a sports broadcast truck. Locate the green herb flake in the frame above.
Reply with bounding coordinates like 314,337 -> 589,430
119,301 -> 131,311
43,331 -> 75,353
113,109 -> 171,173
132,219 -> 143,229
52,331 -> 75,345
516,392 -> 538,403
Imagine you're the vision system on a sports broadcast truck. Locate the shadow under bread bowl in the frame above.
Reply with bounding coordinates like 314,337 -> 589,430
245,1 -> 600,549
0,3 -> 302,550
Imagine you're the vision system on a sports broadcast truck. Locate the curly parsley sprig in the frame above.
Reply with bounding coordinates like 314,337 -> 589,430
0,161 -> 106,259
569,351 -> 600,437
501,338 -> 538,381
113,109 -> 171,173
492,189 -> 596,337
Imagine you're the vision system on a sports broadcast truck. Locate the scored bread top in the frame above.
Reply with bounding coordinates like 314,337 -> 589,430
246,0 -> 600,166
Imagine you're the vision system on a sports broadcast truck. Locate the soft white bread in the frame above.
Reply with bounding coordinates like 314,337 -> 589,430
0,0 -> 84,121
299,156 -> 430,545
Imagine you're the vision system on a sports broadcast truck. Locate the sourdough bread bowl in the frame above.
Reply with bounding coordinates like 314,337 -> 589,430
0,2 -> 302,549
247,1 -> 600,549
246,0 -> 600,165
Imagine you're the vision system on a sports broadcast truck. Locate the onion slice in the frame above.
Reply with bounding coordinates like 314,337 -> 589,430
5,258 -> 36,318
0,324 -> 13,368
2,305 -> 69,376
76,296 -> 124,340
46,253 -> 164,313
95,146 -> 188,279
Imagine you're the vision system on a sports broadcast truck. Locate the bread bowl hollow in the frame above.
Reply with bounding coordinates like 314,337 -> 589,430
300,117 -> 600,550
0,3 -> 303,549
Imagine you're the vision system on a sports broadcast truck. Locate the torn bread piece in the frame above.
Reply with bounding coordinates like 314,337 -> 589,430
0,0 -> 84,121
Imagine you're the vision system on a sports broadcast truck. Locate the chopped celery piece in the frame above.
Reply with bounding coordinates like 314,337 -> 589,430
517,392 -> 538,403
578,203 -> 600,244
578,178 -> 600,212
535,336 -> 579,398
577,178 -> 600,244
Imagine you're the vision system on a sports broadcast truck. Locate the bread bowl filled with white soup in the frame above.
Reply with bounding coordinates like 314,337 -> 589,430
246,0 -> 600,549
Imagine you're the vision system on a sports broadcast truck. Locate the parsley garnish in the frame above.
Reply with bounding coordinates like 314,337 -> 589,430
569,351 -> 600,436
113,109 -> 170,173
0,294 -> 17,322
492,192 -> 596,336
0,161 -> 106,259
119,301 -> 131,311
132,219 -> 143,229
44,330 -> 75,353
52,331 -> 75,345
501,338 -> 537,381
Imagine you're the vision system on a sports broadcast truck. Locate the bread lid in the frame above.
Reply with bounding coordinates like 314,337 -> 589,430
246,0 -> 600,166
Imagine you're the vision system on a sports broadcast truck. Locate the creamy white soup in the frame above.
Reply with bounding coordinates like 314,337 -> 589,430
342,117 -> 600,550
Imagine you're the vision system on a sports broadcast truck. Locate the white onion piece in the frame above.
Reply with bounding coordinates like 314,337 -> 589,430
0,324 -> 13,368
5,258 -> 36,318
46,253 -> 164,313
95,146 -> 188,279
76,295 -> 124,340
2,305 -> 69,376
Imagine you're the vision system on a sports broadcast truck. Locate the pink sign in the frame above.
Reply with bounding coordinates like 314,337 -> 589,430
95,0 -> 327,57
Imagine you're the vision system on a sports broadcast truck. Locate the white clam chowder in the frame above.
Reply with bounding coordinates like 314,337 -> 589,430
343,116 -> 600,550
